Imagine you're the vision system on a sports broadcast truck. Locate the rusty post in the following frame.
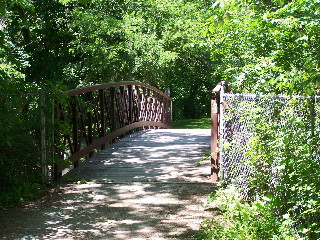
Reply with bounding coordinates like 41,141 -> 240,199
211,89 -> 220,182
211,81 -> 231,182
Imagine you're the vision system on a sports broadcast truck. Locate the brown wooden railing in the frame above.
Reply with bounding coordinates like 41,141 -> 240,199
54,81 -> 172,179
210,81 -> 231,182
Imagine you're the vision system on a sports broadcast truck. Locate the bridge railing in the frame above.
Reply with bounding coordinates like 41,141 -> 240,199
54,81 -> 172,179
210,81 -> 231,182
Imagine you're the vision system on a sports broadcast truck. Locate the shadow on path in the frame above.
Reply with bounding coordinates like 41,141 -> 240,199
0,129 -> 216,239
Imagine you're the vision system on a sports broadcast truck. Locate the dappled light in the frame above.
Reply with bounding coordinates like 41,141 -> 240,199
0,129 -> 215,239
69,129 -> 212,183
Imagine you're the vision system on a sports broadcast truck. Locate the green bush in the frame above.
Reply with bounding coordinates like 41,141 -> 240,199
0,93 -> 45,208
244,98 -> 320,239
194,186 -> 297,240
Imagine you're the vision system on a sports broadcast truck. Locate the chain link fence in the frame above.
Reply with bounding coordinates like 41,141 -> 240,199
220,93 -> 320,199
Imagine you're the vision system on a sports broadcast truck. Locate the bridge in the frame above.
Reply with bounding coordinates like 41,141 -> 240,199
0,81 -> 217,239
50,81 -> 218,182
53,81 -> 173,180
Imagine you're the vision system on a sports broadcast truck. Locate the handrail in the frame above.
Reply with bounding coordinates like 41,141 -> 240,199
54,81 -> 172,179
67,81 -> 172,100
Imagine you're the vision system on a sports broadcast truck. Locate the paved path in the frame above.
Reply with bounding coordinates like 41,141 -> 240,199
0,129 -> 216,239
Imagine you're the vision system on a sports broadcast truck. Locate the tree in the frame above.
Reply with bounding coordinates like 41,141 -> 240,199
207,0 -> 320,95
65,0 -> 215,118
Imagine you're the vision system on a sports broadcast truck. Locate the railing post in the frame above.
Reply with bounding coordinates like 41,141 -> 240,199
86,92 -> 93,158
211,81 -> 231,182
134,85 -> 140,123
54,101 -> 63,180
119,85 -> 125,127
72,96 -> 79,168
128,85 -> 133,125
99,89 -> 106,149
142,87 -> 147,128
110,87 -> 116,144
40,90 -> 47,183
164,88 -> 171,126
160,95 -> 164,123
155,92 -> 160,123
170,97 -> 172,126
211,90 -> 220,182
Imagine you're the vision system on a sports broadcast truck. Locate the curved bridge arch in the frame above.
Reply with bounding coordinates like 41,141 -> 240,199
55,81 -> 172,179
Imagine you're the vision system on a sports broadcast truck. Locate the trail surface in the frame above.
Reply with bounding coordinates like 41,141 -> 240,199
0,129 -> 215,239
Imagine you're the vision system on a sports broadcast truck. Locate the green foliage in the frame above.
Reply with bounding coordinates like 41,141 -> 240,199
1,0 -> 218,208
207,0 -> 320,95
65,0 -> 215,119
203,1 -> 320,236
244,97 -> 320,239
0,182 -> 44,209
194,186 -> 297,240
0,91 -> 44,208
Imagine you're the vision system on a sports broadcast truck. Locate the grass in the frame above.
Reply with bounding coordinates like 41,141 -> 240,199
172,117 -> 211,129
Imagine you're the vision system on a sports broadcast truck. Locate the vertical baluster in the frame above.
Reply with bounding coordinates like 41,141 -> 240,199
86,92 -> 93,157
119,85 -> 125,127
151,90 -> 156,127
110,87 -> 116,143
146,88 -> 151,128
155,92 -> 160,124
135,85 -> 140,123
99,89 -> 106,149
128,85 -> 133,125
54,100 -> 63,180
163,97 -> 168,125
110,87 -> 116,132
142,87 -> 146,129
168,97 -> 172,126
72,96 -> 79,168
160,94 -> 164,124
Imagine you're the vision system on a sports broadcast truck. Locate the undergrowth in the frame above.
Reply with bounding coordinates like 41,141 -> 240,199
0,182 -> 46,209
195,97 -> 319,239
194,186 -> 297,240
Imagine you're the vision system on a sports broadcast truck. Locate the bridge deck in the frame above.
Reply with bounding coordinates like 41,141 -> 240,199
70,129 -> 211,183
0,129 -> 216,240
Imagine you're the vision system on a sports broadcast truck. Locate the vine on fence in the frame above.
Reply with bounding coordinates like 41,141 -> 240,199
207,88 -> 320,239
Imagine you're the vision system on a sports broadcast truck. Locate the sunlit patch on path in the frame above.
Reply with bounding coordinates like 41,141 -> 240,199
0,129 -> 216,239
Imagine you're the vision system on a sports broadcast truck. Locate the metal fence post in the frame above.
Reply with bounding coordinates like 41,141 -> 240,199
40,89 -> 47,183
219,82 -> 226,181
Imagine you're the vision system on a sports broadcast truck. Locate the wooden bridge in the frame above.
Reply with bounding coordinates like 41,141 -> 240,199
67,128 -> 211,183
0,128 -> 214,239
0,82 -> 217,239
52,81 -> 218,182
53,81 -> 172,180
